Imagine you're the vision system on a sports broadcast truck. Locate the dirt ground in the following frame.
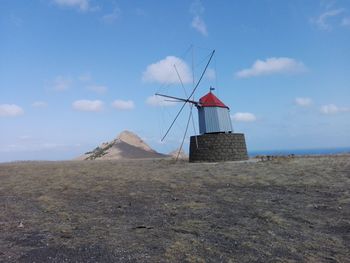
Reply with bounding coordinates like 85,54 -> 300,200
0,156 -> 349,262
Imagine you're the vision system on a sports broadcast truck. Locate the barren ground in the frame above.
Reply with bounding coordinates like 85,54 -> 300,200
0,156 -> 349,262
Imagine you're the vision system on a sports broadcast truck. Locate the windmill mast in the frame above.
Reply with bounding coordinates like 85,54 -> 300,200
159,49 -> 215,142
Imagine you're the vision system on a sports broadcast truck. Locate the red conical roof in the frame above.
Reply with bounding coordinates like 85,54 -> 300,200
199,91 -> 228,108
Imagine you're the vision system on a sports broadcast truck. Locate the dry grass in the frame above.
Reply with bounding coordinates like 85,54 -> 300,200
0,155 -> 349,262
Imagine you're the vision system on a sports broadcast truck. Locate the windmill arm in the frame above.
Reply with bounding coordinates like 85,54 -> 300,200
187,50 -> 215,100
155,93 -> 198,105
160,49 -> 215,142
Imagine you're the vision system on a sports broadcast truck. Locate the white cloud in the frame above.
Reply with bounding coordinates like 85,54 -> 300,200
53,0 -> 91,12
190,0 -> 208,36
0,104 -> 24,117
235,57 -> 306,78
295,97 -> 312,107
342,17 -> 350,26
320,104 -> 349,114
191,16 -> 208,36
112,100 -> 135,110
142,56 -> 192,84
72,100 -> 104,112
102,7 -> 121,24
53,76 -> 72,91
231,112 -> 256,122
312,8 -> 345,30
146,95 -> 178,107
32,101 -> 48,108
87,85 -> 108,94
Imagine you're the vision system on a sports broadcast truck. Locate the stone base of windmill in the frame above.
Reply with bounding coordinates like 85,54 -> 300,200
189,133 -> 248,162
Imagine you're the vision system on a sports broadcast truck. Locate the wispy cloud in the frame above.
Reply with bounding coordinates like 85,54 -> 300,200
53,0 -> 92,12
235,57 -> 306,78
112,100 -> 135,110
231,112 -> 256,122
72,100 -> 104,112
1,140 -> 78,153
52,76 -> 72,91
78,73 -> 108,93
32,101 -> 48,108
9,14 -> 23,27
79,73 -> 92,82
190,0 -> 208,36
320,104 -> 349,114
342,17 -> 350,27
311,8 -> 345,30
135,8 -> 147,17
87,85 -> 108,94
143,56 -> 192,84
205,68 -> 216,80
101,7 -> 121,24
19,135 -> 32,140
146,95 -> 178,107
295,97 -> 312,107
191,16 -> 208,36
0,104 -> 24,117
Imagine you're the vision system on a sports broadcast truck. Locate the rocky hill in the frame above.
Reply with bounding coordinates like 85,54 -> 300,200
77,130 -> 168,160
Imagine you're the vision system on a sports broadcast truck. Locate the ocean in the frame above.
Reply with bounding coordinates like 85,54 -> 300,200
248,147 -> 350,157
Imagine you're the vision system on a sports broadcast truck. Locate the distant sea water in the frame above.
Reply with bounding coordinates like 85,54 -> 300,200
248,147 -> 350,157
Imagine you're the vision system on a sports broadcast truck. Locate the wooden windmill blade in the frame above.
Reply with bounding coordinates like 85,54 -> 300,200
158,49 -> 215,142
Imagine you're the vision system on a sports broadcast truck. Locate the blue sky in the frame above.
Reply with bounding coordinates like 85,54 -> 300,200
1,0 -> 350,162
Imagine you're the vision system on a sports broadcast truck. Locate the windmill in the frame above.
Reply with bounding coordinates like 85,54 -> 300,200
156,49 -> 248,162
